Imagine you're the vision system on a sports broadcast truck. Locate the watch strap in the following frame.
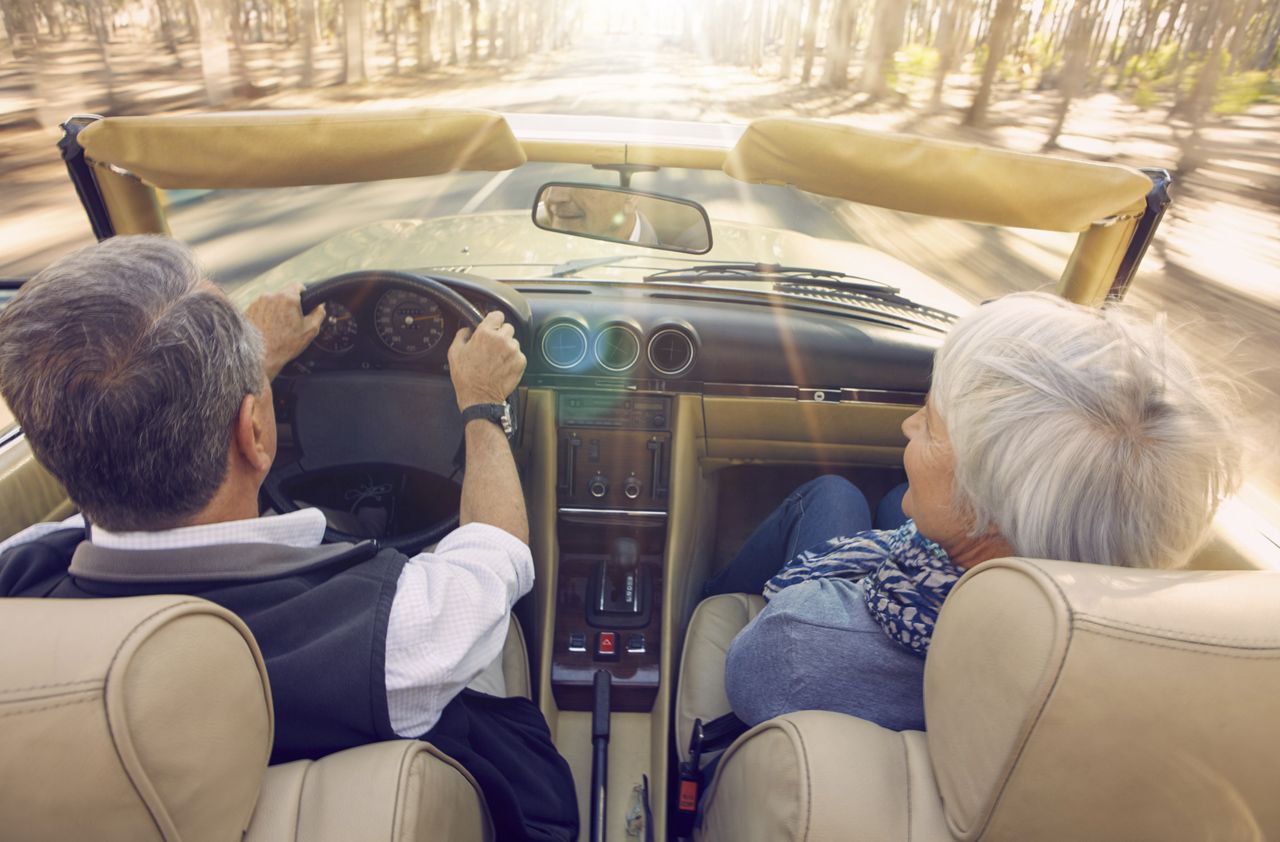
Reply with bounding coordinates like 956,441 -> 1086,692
461,402 -> 513,436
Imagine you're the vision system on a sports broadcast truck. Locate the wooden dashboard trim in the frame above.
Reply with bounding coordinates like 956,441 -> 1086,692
522,374 -> 926,407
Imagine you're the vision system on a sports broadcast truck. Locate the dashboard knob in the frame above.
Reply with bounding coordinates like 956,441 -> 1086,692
623,476 -> 642,499
588,475 -> 609,498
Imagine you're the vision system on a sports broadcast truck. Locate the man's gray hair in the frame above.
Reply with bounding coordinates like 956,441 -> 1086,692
0,235 -> 264,531
931,291 -> 1241,569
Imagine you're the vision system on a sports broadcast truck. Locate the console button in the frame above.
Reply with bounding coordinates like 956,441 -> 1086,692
596,631 -> 619,660
568,632 -> 587,653
625,634 -> 646,654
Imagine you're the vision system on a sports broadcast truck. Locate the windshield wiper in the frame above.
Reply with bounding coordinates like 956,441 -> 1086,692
548,255 -> 651,278
643,262 -> 900,297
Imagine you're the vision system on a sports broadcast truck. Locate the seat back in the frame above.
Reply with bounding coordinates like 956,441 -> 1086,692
926,558 -> 1280,841
0,596 -> 273,841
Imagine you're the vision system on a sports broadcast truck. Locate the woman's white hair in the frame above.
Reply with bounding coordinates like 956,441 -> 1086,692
931,291 -> 1241,569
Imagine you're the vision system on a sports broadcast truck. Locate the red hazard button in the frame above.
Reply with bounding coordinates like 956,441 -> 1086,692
596,631 -> 619,660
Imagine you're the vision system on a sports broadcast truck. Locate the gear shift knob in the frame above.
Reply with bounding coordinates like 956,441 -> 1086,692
611,537 -> 638,570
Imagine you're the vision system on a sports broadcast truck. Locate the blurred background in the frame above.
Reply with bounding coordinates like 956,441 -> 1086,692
1,0 -> 1277,547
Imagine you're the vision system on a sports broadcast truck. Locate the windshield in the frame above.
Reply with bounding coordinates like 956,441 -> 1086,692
163,161 -> 1073,317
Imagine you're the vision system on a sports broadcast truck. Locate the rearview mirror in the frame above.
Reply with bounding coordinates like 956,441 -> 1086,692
532,183 -> 712,254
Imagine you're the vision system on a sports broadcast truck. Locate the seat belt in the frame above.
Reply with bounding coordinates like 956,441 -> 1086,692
673,712 -> 750,838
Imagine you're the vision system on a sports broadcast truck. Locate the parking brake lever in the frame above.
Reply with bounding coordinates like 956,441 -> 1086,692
589,669 -> 611,842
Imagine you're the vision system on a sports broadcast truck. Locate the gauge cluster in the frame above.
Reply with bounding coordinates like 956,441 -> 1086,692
536,315 -> 698,379
293,284 -> 505,375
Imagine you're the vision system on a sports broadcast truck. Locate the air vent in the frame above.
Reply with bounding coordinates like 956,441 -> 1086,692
540,321 -> 589,370
593,324 -> 641,373
647,328 -> 696,377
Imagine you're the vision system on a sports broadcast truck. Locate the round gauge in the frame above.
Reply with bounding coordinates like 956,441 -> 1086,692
647,328 -> 696,376
312,301 -> 357,354
593,325 -> 641,372
541,321 -> 589,370
374,289 -> 445,355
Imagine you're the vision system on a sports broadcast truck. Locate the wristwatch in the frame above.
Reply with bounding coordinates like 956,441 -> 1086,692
461,402 -> 514,436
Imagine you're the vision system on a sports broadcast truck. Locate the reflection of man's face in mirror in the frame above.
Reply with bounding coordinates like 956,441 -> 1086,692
542,186 -> 638,239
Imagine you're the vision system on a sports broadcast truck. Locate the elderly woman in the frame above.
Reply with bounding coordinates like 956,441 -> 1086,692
710,291 -> 1241,731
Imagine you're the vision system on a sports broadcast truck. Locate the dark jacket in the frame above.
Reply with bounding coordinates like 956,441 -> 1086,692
0,528 -> 578,842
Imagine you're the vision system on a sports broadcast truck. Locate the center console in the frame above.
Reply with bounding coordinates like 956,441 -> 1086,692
551,392 -> 672,712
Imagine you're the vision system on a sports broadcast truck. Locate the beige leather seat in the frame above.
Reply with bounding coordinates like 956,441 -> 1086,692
0,595 -> 532,841
678,558 -> 1280,841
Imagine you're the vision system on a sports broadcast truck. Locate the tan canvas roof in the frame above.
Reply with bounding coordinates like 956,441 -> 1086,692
78,108 -> 527,189
724,117 -> 1153,232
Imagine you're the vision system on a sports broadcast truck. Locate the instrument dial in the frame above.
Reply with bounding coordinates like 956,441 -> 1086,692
374,289 -> 445,355
312,301 -> 357,354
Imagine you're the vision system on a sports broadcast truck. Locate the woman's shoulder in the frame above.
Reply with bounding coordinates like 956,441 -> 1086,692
758,577 -> 875,627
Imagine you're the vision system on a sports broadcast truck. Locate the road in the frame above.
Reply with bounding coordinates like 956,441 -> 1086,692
3,37 -> 1277,528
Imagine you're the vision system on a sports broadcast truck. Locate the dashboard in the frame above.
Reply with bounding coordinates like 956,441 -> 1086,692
267,271 -> 939,553
284,271 -> 943,395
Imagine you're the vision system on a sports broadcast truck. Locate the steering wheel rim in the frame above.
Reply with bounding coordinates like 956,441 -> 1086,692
262,270 -> 495,554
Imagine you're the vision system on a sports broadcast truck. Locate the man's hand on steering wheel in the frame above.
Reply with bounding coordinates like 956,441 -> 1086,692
448,310 -> 527,410
247,288 -> 327,380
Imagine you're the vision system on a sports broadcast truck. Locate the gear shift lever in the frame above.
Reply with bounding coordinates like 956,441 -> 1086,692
612,537 -> 638,570
587,537 -> 651,629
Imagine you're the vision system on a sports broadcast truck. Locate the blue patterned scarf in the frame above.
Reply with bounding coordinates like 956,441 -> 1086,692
763,520 -> 965,656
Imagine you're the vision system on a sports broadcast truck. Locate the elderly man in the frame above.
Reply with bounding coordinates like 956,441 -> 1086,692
0,235 -> 576,842
539,184 -> 660,245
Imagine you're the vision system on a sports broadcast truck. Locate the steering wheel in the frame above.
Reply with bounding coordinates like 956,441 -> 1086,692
261,270 -> 508,555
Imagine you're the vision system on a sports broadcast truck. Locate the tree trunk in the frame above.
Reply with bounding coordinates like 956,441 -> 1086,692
779,0 -> 799,79
747,0 -> 765,71
929,0 -> 959,110
467,0 -> 478,61
1043,0 -> 1096,149
194,0 -> 233,104
820,0 -> 856,88
445,0 -> 458,63
228,0 -> 252,92
389,3 -> 401,74
300,0 -> 316,85
84,0 -> 118,108
1171,0 -> 1228,117
153,0 -> 181,58
859,0 -> 908,99
343,0 -> 366,82
487,0 -> 498,57
1182,0 -> 1236,123
416,0 -> 436,69
1225,0 -> 1256,71
963,0 -> 1018,126
1256,0 -> 1280,69
799,0 -> 821,84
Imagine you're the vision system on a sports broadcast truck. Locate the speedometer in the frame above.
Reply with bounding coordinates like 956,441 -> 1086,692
374,289 -> 445,355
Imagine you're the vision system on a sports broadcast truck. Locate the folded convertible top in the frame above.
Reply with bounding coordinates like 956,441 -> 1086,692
78,108 -> 527,189
724,118 -> 1152,233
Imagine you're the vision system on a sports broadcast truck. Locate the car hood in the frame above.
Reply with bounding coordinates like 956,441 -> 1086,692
238,210 -> 973,316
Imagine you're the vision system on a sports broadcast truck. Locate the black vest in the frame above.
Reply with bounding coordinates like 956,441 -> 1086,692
0,529 -> 578,842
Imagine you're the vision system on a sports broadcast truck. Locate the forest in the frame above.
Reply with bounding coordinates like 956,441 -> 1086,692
1,0 -> 1275,148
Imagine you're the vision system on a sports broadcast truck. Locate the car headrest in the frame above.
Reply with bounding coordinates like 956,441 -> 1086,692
925,558 -> 1280,841
0,596 -> 273,841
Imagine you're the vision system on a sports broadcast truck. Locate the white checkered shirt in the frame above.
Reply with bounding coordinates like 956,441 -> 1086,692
1,509 -> 533,737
